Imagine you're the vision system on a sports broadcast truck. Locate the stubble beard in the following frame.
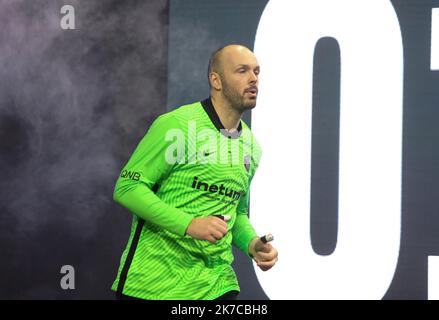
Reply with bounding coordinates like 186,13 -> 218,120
222,78 -> 257,113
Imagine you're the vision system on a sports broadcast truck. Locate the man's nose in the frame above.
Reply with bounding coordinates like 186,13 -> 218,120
249,71 -> 258,84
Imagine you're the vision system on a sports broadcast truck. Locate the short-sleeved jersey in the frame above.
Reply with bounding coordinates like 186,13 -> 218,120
111,98 -> 262,300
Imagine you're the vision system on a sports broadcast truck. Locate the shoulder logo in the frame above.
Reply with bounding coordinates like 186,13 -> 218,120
120,170 -> 141,181
244,155 -> 251,172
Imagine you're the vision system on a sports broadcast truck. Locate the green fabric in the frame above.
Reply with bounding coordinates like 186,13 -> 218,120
112,114 -> 194,236
232,214 -> 258,257
111,100 -> 262,300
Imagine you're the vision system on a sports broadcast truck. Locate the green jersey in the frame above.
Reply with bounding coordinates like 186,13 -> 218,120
111,98 -> 262,300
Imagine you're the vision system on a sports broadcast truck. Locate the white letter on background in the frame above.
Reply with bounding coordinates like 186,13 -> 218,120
431,8 -> 439,70
252,0 -> 403,299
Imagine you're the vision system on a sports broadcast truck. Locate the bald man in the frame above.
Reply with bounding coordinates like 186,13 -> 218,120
112,44 -> 278,300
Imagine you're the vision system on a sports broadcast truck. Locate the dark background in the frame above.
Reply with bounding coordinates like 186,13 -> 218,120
1,0 -> 439,299
0,0 -> 169,299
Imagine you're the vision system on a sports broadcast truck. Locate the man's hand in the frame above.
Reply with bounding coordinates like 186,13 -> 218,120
185,216 -> 228,243
248,236 -> 278,271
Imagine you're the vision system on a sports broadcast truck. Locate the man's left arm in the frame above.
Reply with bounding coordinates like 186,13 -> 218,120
231,190 -> 278,271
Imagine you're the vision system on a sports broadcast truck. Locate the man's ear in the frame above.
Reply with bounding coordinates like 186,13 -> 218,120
209,72 -> 222,91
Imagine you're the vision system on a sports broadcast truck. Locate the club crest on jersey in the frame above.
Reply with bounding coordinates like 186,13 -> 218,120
244,155 -> 251,172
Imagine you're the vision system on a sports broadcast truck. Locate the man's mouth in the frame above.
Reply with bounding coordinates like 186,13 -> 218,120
245,87 -> 258,96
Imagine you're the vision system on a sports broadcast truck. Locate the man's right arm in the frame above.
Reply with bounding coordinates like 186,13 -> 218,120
113,114 -> 193,236
114,113 -> 229,241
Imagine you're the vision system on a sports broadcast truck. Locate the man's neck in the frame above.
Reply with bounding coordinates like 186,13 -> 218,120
210,95 -> 242,131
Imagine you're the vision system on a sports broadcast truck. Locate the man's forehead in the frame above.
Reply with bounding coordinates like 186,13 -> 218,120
223,50 -> 259,68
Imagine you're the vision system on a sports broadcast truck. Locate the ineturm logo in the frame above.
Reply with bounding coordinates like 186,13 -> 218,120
191,176 -> 242,200
120,170 -> 140,181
